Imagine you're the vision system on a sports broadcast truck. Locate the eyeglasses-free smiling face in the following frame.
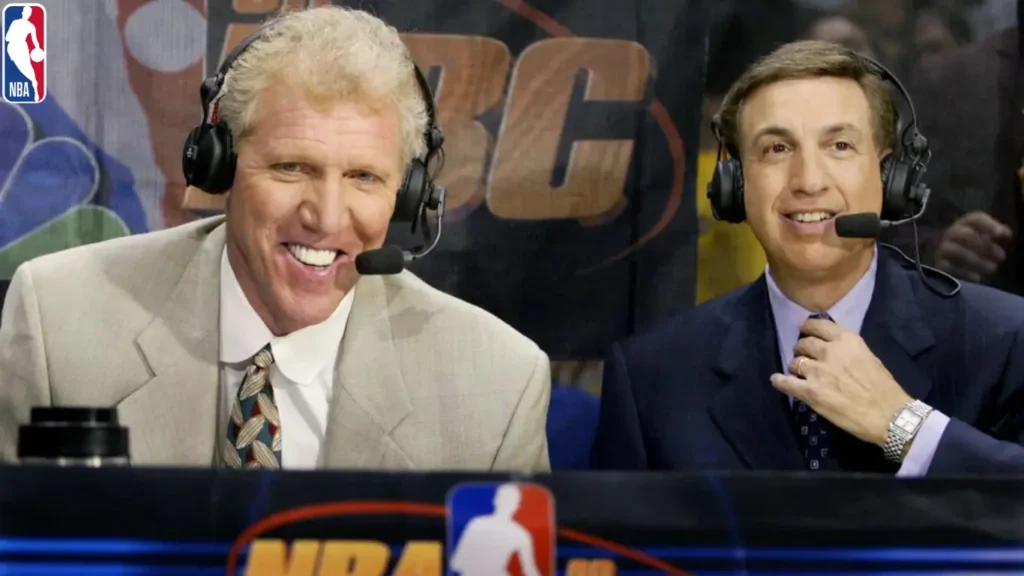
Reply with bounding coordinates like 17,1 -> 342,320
224,83 -> 405,336
739,76 -> 885,279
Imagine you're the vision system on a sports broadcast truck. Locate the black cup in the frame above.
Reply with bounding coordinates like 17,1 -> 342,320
17,407 -> 130,467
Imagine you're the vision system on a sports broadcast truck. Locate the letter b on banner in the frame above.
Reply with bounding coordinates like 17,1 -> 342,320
402,34 -> 512,215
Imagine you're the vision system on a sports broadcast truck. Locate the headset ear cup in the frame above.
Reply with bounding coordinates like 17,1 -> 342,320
708,158 -> 745,224
205,132 -> 237,194
708,160 -> 729,222
187,127 -> 216,191
182,126 -> 205,186
393,160 -> 427,222
190,123 -> 236,195
732,160 -> 745,223
881,155 -> 909,220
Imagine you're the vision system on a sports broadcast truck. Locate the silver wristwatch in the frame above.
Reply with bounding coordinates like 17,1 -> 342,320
883,399 -> 934,463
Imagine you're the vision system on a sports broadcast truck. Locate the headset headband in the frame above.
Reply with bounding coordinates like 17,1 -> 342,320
859,57 -> 926,158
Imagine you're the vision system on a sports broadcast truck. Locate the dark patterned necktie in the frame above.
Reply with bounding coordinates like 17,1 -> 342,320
794,312 -> 833,471
222,345 -> 282,469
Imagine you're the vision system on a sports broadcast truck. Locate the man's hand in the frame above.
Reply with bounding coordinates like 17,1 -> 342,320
934,211 -> 1012,283
770,318 -> 912,447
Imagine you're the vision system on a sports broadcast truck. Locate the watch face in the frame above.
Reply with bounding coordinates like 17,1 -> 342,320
895,411 -> 923,433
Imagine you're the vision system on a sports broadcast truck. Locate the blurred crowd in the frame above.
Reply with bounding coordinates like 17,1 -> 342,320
798,0 -> 1012,77
697,0 -> 1022,303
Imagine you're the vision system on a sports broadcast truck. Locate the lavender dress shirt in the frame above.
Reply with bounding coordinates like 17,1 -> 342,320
765,247 -> 950,476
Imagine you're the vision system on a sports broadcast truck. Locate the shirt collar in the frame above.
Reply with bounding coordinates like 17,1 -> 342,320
766,246 -> 878,364
219,248 -> 355,384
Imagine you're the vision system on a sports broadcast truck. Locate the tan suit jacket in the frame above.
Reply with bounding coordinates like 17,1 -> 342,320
0,217 -> 551,471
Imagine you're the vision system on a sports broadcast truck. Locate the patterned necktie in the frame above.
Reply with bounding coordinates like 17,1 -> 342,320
222,345 -> 282,469
794,312 -> 832,471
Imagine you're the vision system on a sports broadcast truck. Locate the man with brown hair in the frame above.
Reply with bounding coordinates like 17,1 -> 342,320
591,40 -> 1024,474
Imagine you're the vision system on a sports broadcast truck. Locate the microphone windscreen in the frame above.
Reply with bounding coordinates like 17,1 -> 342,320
835,213 -> 882,238
355,245 -> 406,275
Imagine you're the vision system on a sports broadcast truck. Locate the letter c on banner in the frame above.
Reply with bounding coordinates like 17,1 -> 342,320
487,38 -> 651,221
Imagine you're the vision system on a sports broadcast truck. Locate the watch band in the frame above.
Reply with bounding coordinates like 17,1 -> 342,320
883,399 -> 934,463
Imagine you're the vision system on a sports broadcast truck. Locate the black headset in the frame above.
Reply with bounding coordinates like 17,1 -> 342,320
706,53 -> 930,225
181,22 -> 445,224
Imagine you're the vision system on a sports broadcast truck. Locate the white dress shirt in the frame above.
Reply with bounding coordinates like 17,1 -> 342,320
218,248 -> 354,469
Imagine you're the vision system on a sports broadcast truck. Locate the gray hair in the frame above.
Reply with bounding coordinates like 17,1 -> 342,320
216,6 -> 428,166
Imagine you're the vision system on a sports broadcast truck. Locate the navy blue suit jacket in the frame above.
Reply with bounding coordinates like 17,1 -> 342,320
592,247 -> 1024,474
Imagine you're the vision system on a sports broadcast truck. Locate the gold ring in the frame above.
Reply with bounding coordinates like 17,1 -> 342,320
795,356 -> 806,377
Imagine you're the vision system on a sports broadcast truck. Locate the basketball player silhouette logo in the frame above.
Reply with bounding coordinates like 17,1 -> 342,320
2,3 -> 46,103
446,482 -> 555,576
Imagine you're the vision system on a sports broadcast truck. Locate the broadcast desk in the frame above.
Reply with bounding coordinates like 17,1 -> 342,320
0,466 -> 1021,575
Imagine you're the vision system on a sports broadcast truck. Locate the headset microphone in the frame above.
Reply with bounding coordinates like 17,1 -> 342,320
834,213 -> 887,238
833,187 -> 960,297
835,185 -> 931,239
355,246 -> 406,275
356,186 -> 447,275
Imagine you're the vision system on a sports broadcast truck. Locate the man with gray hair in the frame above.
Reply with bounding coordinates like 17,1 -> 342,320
0,6 -> 551,472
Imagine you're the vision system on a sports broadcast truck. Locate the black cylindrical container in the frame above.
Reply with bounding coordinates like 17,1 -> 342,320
17,407 -> 130,467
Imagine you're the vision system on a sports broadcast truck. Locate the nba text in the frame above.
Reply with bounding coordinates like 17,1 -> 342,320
6,81 -> 30,97
242,539 -> 616,576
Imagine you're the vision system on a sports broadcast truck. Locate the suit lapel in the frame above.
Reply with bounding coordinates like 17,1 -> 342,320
322,275 -> 414,469
708,277 -> 807,470
117,220 -> 225,466
833,248 -> 935,472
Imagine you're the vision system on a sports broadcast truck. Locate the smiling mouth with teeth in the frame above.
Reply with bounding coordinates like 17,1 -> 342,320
786,211 -> 836,223
286,243 -> 342,269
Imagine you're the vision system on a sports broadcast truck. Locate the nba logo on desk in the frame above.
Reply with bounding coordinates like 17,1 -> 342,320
2,3 -> 46,104
446,482 -> 556,576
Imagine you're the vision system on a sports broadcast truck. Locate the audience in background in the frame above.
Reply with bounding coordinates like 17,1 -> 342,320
887,25 -> 1022,292
913,7 -> 973,68
807,14 -> 878,57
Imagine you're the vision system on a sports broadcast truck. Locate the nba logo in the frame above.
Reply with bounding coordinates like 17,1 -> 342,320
2,3 -> 46,103
446,482 -> 556,576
